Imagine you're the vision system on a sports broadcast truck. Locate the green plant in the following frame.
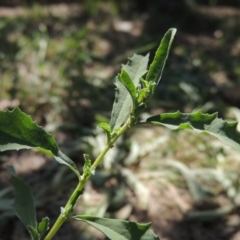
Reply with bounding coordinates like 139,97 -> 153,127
1,28 -> 240,240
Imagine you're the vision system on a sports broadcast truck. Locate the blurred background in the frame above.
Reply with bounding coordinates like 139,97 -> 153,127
1,0 -> 240,239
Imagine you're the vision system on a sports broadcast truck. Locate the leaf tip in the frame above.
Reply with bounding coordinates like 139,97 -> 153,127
170,28 -> 177,34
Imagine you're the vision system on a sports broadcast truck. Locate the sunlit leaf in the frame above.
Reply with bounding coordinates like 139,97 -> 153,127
137,88 -> 149,104
144,110 -> 240,151
98,123 -> 111,141
0,108 -> 80,177
0,107 -> 58,154
71,215 -> 159,240
118,69 -> 137,104
146,28 -> 176,85
110,54 -> 149,131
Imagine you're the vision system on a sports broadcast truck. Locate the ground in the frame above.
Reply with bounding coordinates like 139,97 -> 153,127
1,2 -> 240,240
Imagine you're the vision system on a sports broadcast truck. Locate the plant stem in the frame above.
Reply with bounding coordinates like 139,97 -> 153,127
44,118 -> 131,240
43,180 -> 84,240
91,118 -> 131,172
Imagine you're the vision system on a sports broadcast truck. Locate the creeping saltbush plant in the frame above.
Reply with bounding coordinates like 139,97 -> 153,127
1,28 -> 240,240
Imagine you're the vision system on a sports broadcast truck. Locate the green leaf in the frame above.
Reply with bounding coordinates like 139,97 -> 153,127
7,166 -> 37,230
110,54 -> 149,132
144,110 -> 240,151
118,69 -> 137,104
0,108 -> 58,154
0,108 -> 80,177
137,88 -> 149,104
146,28 -> 176,85
55,151 -> 80,177
27,225 -> 40,240
71,215 -> 159,240
83,154 -> 94,176
38,217 -> 49,237
98,123 -> 111,142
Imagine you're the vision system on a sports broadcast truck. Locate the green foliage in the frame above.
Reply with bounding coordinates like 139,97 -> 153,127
109,28 -> 177,134
98,123 -> 111,141
0,107 -> 58,155
7,166 -> 49,239
0,108 -> 80,177
1,27 -> 240,240
119,69 -> 137,105
38,217 -> 49,238
7,166 -> 37,233
146,28 -> 176,86
28,225 -> 40,240
110,53 -> 149,132
144,110 -> 240,151
71,215 -> 159,240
